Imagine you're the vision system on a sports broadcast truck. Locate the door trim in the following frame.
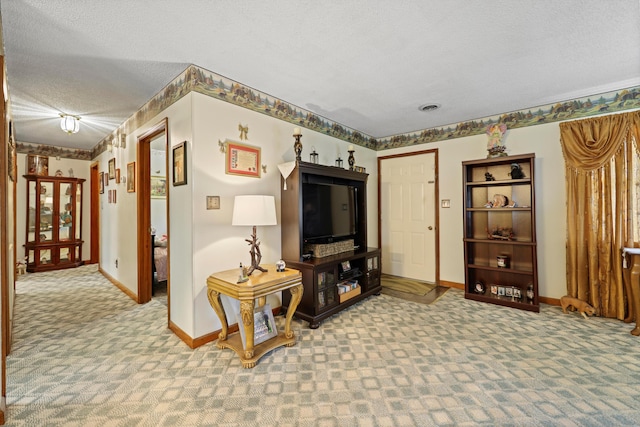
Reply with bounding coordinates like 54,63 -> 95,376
377,149 -> 440,284
89,162 -> 100,264
136,118 -> 168,305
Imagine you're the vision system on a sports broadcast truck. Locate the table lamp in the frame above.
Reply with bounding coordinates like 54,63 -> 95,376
232,195 -> 277,276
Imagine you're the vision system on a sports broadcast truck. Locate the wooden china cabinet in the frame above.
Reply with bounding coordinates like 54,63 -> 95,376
24,175 -> 85,272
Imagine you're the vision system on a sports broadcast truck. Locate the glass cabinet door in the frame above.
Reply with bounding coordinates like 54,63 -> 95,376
27,180 -> 37,243
59,182 -> 73,242
39,181 -> 54,242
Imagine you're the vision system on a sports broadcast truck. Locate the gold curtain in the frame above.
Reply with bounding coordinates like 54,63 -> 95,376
559,111 -> 640,320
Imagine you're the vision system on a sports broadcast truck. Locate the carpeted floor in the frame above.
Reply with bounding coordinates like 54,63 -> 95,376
6,264 -> 640,426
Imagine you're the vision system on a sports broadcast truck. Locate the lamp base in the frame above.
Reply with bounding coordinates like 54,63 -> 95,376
245,225 -> 267,276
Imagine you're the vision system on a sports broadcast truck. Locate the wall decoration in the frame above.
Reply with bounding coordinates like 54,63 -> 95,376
225,141 -> 261,178
26,154 -> 49,176
115,168 -> 121,184
151,175 -> 167,198
127,162 -> 135,193
238,123 -> 249,140
172,141 -> 187,186
99,172 -> 105,194
104,170 -> 109,187
108,158 -> 116,179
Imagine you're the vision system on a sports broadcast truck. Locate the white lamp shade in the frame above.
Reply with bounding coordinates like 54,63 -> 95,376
232,195 -> 277,226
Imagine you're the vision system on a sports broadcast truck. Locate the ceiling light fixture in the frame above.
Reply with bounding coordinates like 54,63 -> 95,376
59,113 -> 80,134
418,104 -> 440,112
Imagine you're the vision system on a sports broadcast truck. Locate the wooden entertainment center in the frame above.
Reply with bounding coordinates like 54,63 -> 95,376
281,161 -> 381,328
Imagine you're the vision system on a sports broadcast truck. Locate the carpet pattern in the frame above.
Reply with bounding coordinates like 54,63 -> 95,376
380,274 -> 436,296
6,265 -> 640,426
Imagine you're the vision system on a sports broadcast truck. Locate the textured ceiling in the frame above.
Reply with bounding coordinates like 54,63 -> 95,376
2,0 -> 639,151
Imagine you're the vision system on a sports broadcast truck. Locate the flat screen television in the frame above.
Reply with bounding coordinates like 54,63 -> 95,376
302,182 -> 357,243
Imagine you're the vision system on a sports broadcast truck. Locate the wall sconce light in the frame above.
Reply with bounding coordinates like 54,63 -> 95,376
60,113 -> 80,134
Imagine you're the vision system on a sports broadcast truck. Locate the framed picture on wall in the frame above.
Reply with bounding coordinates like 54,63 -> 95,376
225,141 -> 261,178
104,169 -> 109,187
150,176 -> 167,199
99,172 -> 105,194
115,168 -> 120,184
172,141 -> 187,186
108,158 -> 116,179
127,162 -> 136,193
26,154 -> 49,176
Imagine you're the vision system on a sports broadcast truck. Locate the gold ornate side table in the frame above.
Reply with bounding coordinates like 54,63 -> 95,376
206,265 -> 303,367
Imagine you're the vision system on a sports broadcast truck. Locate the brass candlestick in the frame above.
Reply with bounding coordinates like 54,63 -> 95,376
348,150 -> 355,171
294,134 -> 303,161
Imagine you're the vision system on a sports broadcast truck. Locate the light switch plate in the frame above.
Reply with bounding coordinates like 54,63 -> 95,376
207,196 -> 220,210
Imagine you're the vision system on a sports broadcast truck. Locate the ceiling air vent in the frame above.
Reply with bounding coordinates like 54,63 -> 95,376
418,104 -> 440,112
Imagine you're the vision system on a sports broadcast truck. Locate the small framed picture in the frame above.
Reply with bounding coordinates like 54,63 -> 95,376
225,140 -> 261,178
26,154 -> 49,176
172,141 -> 187,186
505,287 -> 513,297
115,168 -> 121,184
108,158 -> 116,179
99,172 -> 105,194
151,176 -> 167,199
127,162 -> 135,193
513,288 -> 522,299
498,286 -> 506,296
341,260 -> 351,272
490,284 -> 498,295
104,170 -> 109,187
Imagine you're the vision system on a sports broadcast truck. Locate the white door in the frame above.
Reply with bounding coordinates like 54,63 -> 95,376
380,152 -> 437,282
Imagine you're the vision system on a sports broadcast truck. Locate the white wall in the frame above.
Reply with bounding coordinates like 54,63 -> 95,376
189,92 -> 378,338
16,154 -> 92,263
379,122 -> 567,299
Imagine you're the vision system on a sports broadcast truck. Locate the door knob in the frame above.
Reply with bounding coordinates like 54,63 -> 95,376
428,226 -> 433,230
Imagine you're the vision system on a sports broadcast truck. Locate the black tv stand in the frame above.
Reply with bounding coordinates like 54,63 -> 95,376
280,161 -> 381,328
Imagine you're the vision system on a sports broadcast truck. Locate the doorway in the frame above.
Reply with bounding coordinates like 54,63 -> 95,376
136,119 -> 169,312
378,150 -> 439,283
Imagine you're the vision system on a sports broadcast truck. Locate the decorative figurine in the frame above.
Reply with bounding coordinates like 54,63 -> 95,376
486,123 -> 507,158
509,163 -> 524,179
485,172 -> 495,181
526,283 -> 535,303
276,259 -> 286,272
237,263 -> 248,284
